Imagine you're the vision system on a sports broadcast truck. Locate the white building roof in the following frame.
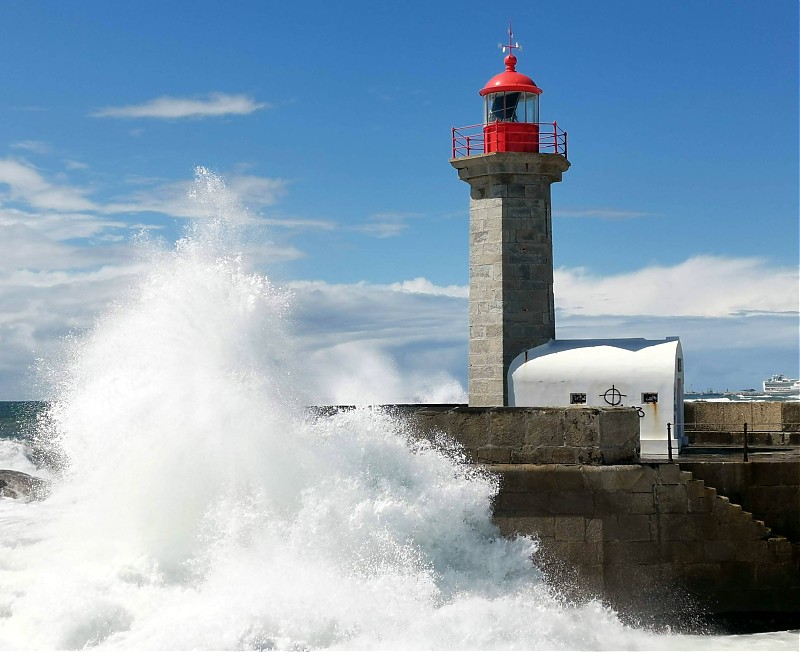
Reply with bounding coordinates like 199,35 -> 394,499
509,338 -> 682,387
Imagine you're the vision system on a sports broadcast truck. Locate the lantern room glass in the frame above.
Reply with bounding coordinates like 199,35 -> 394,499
484,91 -> 539,124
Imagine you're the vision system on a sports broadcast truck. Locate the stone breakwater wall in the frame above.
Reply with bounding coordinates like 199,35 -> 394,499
678,460 -> 800,544
686,401 -> 800,446
311,405 -> 800,623
489,463 -> 799,621
386,404 -> 640,465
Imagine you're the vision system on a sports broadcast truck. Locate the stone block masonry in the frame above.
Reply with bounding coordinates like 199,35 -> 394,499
685,401 -> 800,446
491,463 -> 800,622
678,460 -> 800,543
394,404 -> 640,465
451,152 -> 570,406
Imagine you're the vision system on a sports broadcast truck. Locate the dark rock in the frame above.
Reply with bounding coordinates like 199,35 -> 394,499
0,469 -> 49,501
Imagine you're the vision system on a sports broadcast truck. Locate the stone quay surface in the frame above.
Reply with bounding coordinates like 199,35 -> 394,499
450,152 -> 570,407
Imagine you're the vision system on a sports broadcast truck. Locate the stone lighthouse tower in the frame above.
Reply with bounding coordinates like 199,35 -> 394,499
451,28 -> 570,407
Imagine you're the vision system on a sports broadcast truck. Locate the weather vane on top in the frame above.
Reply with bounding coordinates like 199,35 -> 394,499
499,20 -> 522,55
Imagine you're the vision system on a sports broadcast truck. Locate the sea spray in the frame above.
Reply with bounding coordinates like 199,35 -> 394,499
1,169 -> 794,650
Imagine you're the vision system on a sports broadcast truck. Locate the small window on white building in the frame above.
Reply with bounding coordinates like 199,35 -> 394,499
642,393 -> 658,404
677,358 -> 683,372
570,393 -> 587,404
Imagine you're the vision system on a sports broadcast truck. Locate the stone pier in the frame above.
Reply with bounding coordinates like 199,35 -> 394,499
362,404 -> 800,628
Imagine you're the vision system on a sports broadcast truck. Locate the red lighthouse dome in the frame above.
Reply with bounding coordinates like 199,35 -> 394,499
480,53 -> 543,97
480,29 -> 542,153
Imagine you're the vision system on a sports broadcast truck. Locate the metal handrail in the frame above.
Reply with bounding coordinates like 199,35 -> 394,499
681,420 -> 798,462
451,122 -> 568,158
684,421 -> 800,432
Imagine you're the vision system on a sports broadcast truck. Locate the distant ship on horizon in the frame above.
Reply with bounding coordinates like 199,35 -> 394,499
763,373 -> 800,396
684,374 -> 800,400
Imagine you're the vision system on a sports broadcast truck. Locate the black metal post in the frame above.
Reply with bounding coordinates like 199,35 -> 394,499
743,422 -> 749,462
667,422 -> 673,462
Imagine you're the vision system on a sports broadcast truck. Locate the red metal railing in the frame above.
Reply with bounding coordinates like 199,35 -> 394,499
451,122 -> 568,159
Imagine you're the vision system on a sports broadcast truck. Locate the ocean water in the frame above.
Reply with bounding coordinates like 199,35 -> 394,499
0,169 -> 796,650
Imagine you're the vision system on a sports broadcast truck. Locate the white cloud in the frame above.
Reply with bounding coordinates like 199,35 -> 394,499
555,256 -> 799,317
0,158 -> 96,212
0,260 -> 150,397
2,256 -> 797,400
0,161 -> 299,271
352,212 -> 422,239
284,260 -> 798,403
91,93 -> 268,119
104,174 -> 287,219
302,342 -> 466,406
64,160 -> 89,171
11,141 -> 51,154
0,223 -> 81,270
0,206 -> 127,242
227,175 -> 288,209
287,279 -> 467,342
555,312 -> 799,393
353,221 -> 408,238
239,241 -> 307,263
259,216 -> 335,230
388,277 -> 468,298
283,278 -> 470,404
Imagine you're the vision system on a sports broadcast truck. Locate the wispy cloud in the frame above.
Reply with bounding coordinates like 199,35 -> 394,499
227,175 -> 288,209
64,159 -> 89,170
0,158 -> 96,212
555,255 -> 799,317
352,211 -> 422,238
11,140 -> 51,154
91,93 -> 268,119
388,277 -> 468,298
259,216 -> 335,231
103,174 -> 287,220
554,208 -> 653,220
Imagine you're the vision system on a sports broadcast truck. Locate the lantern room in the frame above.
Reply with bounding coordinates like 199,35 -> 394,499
451,27 -> 567,159
480,37 -> 542,153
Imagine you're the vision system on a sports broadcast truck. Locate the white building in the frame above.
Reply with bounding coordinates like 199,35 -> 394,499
508,338 -> 684,458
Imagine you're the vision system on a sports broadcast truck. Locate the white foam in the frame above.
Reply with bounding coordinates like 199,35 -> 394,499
0,440 -> 39,476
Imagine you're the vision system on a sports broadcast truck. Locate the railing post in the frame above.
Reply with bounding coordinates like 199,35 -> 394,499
667,422 -> 673,462
743,422 -> 749,462
564,130 -> 568,159
553,121 -> 558,154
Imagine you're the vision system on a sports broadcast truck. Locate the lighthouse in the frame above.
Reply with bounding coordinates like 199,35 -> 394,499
451,27 -> 570,407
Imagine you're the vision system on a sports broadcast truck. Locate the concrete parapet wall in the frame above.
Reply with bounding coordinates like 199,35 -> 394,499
490,463 -> 800,619
685,401 -> 800,445
390,404 -> 640,465
678,460 -> 800,543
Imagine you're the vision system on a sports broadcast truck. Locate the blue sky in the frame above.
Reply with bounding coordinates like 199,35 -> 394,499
0,0 -> 797,399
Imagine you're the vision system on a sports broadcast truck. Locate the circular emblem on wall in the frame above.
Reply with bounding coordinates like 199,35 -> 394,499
600,385 -> 626,406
